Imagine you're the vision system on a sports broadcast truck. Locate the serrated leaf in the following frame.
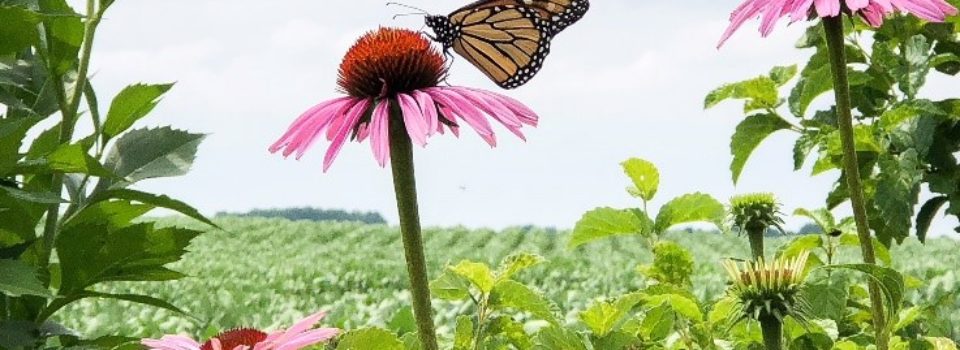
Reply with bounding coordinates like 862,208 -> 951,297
0,6 -> 41,55
822,264 -> 904,321
337,328 -> 404,350
497,252 -> 544,281
730,113 -> 792,183
429,269 -> 471,301
450,260 -> 496,293
770,65 -> 798,85
453,315 -> 473,350
0,185 -> 66,204
621,158 -> 659,201
102,83 -> 175,140
569,207 -> 651,248
92,189 -> 217,227
653,193 -> 725,234
704,76 -> 779,111
915,196 -> 948,243
793,132 -> 819,170
639,304 -> 674,341
803,282 -> 847,321
490,280 -> 558,324
0,259 -> 51,297
14,143 -> 114,177
100,127 -> 205,187
579,293 -> 644,337
0,117 -> 40,174
874,151 -> 923,246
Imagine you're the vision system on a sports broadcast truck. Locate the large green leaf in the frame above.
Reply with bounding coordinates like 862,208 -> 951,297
653,193 -> 725,234
490,280 -> 559,324
337,328 -> 404,350
0,185 -> 65,204
56,204 -> 200,293
99,127 -> 205,188
15,143 -> 114,177
0,117 -> 39,174
874,151 -> 923,246
704,76 -> 779,111
729,113 -> 792,184
896,35 -> 931,98
92,189 -> 216,227
823,264 -> 904,321
450,260 -> 496,293
621,158 -> 659,201
453,316 -> 473,350
803,282 -> 847,321
0,259 -> 51,297
642,293 -> 702,322
0,6 -> 40,55
533,326 -> 588,350
569,207 -> 650,248
38,0 -> 82,76
579,293 -> 644,337
78,291 -> 187,316
102,83 -> 174,140
429,269 -> 471,301
639,304 -> 674,341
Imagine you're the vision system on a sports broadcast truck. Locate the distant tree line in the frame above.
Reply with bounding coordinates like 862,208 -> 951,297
217,207 -> 386,224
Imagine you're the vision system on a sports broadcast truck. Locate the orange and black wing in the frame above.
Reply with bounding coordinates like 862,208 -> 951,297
449,5 -> 551,89
520,0 -> 589,34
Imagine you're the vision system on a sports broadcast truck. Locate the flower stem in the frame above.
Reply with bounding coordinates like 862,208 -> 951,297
747,224 -> 765,260
822,16 -> 888,349
759,314 -> 783,350
388,102 -> 439,350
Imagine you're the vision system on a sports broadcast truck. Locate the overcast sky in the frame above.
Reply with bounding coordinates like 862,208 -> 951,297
65,0 -> 958,237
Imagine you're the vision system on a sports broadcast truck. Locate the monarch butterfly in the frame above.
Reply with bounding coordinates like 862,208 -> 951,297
424,0 -> 589,89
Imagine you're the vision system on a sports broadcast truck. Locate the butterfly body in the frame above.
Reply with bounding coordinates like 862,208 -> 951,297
425,0 -> 588,89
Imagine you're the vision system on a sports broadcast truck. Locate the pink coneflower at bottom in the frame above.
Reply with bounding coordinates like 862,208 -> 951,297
269,28 -> 538,171
141,312 -> 338,350
718,0 -> 958,46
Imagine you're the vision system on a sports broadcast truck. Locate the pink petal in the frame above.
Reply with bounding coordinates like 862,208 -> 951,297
760,0 -> 790,36
445,87 -> 522,128
814,0 -> 841,17
294,100 -> 357,160
430,88 -> 497,146
718,0 -> 767,47
323,99 -> 372,172
141,335 -> 202,350
272,329 -> 340,350
411,90 -> 439,136
269,97 -> 352,154
398,93 -> 429,147
369,100 -> 391,167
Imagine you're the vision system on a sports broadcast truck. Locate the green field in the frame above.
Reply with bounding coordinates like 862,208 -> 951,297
59,217 -> 960,341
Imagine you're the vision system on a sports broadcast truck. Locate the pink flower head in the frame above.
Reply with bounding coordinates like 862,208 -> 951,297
141,312 -> 338,350
270,27 -> 539,172
718,0 -> 958,47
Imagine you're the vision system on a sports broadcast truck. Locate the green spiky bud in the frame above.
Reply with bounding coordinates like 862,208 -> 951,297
722,251 -> 811,324
729,193 -> 784,233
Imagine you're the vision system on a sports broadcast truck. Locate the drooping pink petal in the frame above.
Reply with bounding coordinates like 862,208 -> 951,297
272,329 -> 340,350
846,0 -> 870,11
718,0 -> 768,47
760,0 -> 791,37
398,93 -> 429,147
427,88 -> 497,146
269,97 -> 352,154
142,335 -> 202,350
411,90 -> 439,137
295,100 -> 358,160
369,100 -> 391,167
445,87 -> 522,128
814,0 -> 842,17
323,99 -> 372,172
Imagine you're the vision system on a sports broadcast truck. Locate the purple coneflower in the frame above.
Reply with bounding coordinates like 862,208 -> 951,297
270,27 -> 538,171
718,0 -> 958,46
141,312 -> 338,350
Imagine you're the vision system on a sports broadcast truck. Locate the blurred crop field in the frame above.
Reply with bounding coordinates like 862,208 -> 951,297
58,217 -> 960,340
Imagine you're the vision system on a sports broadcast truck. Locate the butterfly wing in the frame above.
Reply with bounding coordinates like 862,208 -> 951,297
450,5 -> 551,89
520,0 -> 589,34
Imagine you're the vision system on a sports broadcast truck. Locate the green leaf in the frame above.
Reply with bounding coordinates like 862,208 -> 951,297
450,260 -> 496,293
893,306 -> 922,332
0,320 -> 37,350
102,83 -> 175,140
874,151 -> 923,246
497,252 -> 544,281
642,293 -> 702,322
15,143 -> 114,177
704,76 -> 779,111
789,63 -> 833,118
487,317 -> 533,349
621,158 -> 659,201
639,304 -> 674,341
837,234 -> 892,266
38,0 -> 82,76
569,207 -> 650,248
729,113 -> 792,184
0,117 -> 40,174
92,189 -> 217,227
336,328 -> 404,350
79,291 -> 188,316
453,316 -> 473,350
579,293 -> 644,337
770,65 -> 798,86
653,193 -> 725,234
896,35 -> 931,98
777,235 -> 823,260
57,211 -> 200,293
915,196 -> 948,243
533,326 -> 587,350
490,280 -> 559,324
99,127 -> 205,188
0,185 -> 66,204
0,6 -> 41,55
429,269 -> 471,301
793,132 -> 819,170
793,208 -> 837,233
387,306 -> 416,336
822,264 -> 904,321
803,282 -> 847,321
0,259 -> 51,297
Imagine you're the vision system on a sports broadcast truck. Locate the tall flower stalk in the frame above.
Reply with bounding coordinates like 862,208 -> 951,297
270,28 -> 539,350
717,1 -> 957,348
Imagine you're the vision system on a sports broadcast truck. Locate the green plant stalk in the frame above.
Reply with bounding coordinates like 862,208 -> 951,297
388,102 -> 439,350
759,314 -> 783,350
41,0 -> 102,268
822,16 -> 888,349
747,224 -> 765,260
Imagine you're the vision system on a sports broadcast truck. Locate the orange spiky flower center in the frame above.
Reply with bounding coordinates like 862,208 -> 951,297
337,27 -> 446,99
200,328 -> 268,350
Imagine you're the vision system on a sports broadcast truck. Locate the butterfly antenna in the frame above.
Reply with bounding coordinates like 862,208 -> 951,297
392,12 -> 426,20
386,2 -> 430,15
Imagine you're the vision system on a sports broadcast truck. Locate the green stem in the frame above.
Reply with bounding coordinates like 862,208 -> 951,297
822,16 -> 888,349
747,225 -> 765,260
759,314 -> 783,350
40,0 -> 102,268
388,101 -> 439,350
